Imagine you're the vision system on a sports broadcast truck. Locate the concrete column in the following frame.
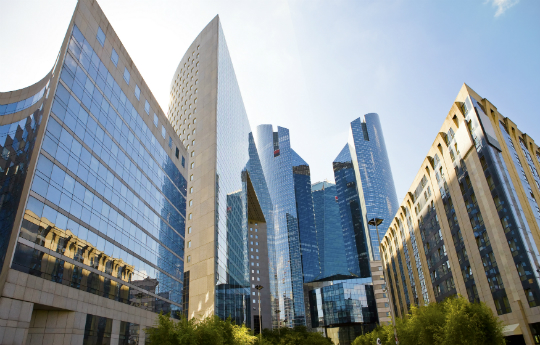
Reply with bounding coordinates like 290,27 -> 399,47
0,297 -> 33,345
110,318 -> 120,345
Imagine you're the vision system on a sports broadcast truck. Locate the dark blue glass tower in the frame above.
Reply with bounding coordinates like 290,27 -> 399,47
311,181 -> 349,279
333,145 -> 371,278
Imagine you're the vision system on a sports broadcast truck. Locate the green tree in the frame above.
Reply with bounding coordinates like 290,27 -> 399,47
146,314 -> 256,345
256,326 -> 332,345
439,297 -> 505,345
352,296 -> 505,345
352,324 -> 393,345
145,313 -> 197,345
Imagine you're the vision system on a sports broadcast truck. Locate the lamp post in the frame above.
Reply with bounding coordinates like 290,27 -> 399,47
275,309 -> 281,336
368,217 -> 398,344
255,285 -> 264,343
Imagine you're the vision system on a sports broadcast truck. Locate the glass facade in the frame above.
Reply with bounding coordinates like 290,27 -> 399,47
348,114 -> 399,260
0,86 -> 46,116
214,23 -> 251,325
307,278 -> 377,328
10,25 -> 186,317
333,144 -> 370,278
253,125 -> 321,327
0,105 -> 45,270
311,181 -> 348,279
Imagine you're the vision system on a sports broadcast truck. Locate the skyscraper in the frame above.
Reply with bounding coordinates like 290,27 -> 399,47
167,16 -> 274,327
300,115 -> 398,344
0,0 -> 188,343
253,125 -> 321,327
348,114 -> 399,262
311,181 -> 348,279
381,84 -> 540,345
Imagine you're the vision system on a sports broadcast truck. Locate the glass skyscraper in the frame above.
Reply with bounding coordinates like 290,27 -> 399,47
0,0 -> 188,343
253,125 -> 321,327
302,114 -> 398,344
333,145 -> 371,278
311,181 -> 349,279
348,114 -> 399,261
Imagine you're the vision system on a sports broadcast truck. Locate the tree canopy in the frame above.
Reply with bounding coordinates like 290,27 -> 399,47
352,296 -> 505,345
145,314 -> 332,345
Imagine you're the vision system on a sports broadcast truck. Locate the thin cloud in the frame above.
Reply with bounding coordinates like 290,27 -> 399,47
486,0 -> 519,17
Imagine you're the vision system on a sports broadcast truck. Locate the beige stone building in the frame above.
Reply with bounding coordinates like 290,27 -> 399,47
0,0 -> 189,343
166,15 -> 274,329
381,84 -> 540,345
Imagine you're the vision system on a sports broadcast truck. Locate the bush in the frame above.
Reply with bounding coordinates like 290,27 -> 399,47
146,313 -> 256,345
352,296 -> 505,345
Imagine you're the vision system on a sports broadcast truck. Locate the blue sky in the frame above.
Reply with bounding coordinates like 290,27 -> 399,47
1,0 -> 538,199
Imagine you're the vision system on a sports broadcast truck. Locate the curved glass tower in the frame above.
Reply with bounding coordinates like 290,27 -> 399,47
348,113 -> 399,261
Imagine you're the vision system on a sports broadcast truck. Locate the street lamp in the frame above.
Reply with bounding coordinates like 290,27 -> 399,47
275,309 -> 281,336
368,217 -> 398,344
255,285 -> 264,343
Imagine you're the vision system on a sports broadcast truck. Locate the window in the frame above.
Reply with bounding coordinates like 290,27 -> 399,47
111,49 -> 119,66
97,27 -> 106,46
154,114 -> 158,127
188,227 -> 192,234
188,241 -> 191,248
144,100 -> 150,114
191,151 -> 195,157
190,174 -> 193,181
123,67 -> 130,84
189,213 -> 193,220
175,147 -> 180,159
190,187 -> 193,194
169,136 -> 172,148
135,85 -> 141,100
191,162 -> 194,169
187,256 -> 191,263
182,156 -> 185,168
161,126 -> 166,139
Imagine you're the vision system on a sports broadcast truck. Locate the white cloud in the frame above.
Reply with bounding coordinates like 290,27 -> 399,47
486,0 -> 519,17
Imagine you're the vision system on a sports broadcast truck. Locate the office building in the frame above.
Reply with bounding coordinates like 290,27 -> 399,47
381,84 -> 540,345
0,0 -> 188,343
311,181 -> 348,279
167,16 -> 275,328
252,125 -> 321,327
301,115 -> 398,344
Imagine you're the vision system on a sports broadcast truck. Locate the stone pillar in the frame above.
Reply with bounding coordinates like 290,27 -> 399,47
26,310 -> 85,345
0,297 -> 33,344
110,318 -> 120,345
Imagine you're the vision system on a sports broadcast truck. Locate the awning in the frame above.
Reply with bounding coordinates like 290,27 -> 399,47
502,324 -> 522,336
